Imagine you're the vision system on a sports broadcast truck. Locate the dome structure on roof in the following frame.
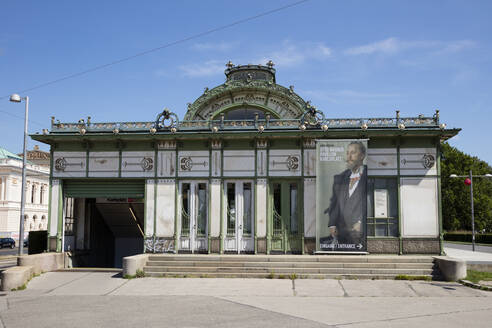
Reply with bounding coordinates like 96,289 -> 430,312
183,61 -> 311,121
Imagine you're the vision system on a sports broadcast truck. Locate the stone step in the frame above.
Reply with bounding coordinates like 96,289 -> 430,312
147,255 -> 434,264
145,260 -> 433,269
143,266 -> 433,275
143,271 -> 432,280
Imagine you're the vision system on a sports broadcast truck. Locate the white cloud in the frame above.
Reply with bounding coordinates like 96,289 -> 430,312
192,41 -> 239,52
256,40 -> 332,67
345,37 -> 475,56
178,60 -> 225,77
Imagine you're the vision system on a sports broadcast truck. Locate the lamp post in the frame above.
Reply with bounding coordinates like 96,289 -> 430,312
449,171 -> 492,251
9,93 -> 29,256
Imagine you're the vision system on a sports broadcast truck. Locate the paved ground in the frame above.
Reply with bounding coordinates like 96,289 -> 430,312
0,272 -> 491,328
444,242 -> 492,263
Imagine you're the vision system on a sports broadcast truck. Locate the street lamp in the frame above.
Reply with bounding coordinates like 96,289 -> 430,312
9,93 -> 29,256
449,170 -> 492,251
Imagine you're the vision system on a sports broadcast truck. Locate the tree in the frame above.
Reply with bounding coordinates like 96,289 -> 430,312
441,142 -> 492,232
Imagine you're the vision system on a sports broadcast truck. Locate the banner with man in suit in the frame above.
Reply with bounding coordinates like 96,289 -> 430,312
316,140 -> 368,252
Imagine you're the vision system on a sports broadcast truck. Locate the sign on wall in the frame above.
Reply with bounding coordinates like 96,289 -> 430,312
316,140 -> 368,252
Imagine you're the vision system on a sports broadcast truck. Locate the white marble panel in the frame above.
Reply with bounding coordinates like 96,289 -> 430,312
401,177 -> 439,237
256,179 -> 267,237
223,150 -> 255,177
155,179 -> 175,237
257,150 -> 267,177
210,179 -> 221,237
303,149 -> 316,176
400,148 -> 437,176
145,180 -> 155,237
367,148 -> 397,176
177,151 -> 210,177
49,179 -> 60,236
88,152 -> 119,178
121,151 -> 155,178
304,178 -> 316,237
211,150 -> 221,177
157,151 -> 176,177
268,149 -> 301,177
52,151 -> 86,178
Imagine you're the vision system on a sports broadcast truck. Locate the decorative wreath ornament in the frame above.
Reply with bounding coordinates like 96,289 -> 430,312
155,108 -> 179,130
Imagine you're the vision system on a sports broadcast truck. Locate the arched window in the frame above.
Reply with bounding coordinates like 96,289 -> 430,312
33,215 -> 37,223
41,215 -> 46,221
222,108 -> 267,120
31,185 -> 36,203
40,186 -> 44,204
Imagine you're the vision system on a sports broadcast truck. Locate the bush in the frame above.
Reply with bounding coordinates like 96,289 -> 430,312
444,232 -> 492,244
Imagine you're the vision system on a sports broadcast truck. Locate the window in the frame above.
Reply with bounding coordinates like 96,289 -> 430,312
31,185 -> 36,203
367,178 -> 398,237
40,186 -> 45,204
64,197 -> 75,236
223,108 -> 266,120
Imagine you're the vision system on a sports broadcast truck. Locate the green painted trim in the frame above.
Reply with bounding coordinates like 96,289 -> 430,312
46,181 -> 53,245
219,178 -> 224,254
85,149 -> 89,178
266,146 -> 270,254
143,180 -> 147,251
437,140 -> 444,255
300,139 -> 305,254
118,149 -> 122,178
174,178 -> 179,253
254,179 -> 258,254
208,146 -> 212,254
56,180 -> 63,252
153,178 -> 157,252
254,143 -> 258,254
397,138 -> 403,255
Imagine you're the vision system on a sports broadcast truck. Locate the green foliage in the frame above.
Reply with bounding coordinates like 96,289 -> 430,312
289,273 -> 298,280
11,283 -> 27,291
465,270 -> 492,284
444,232 -> 492,244
441,142 -> 492,232
135,269 -> 145,278
394,275 -> 431,281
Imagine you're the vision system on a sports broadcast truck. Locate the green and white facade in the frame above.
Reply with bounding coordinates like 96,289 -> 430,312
32,63 -> 459,267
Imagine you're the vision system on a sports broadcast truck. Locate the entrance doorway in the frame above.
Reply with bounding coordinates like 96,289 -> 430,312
179,181 -> 208,253
269,181 -> 302,254
224,180 -> 254,253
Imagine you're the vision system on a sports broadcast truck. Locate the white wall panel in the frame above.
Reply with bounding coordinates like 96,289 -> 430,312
121,151 -> 155,178
210,179 -> 221,237
401,177 -> 439,237
157,151 -> 176,177
52,151 -> 86,178
256,179 -> 267,237
211,150 -> 221,177
49,179 -> 60,236
268,149 -> 301,177
400,148 -> 437,176
367,148 -> 397,176
304,178 -> 316,237
257,150 -> 267,177
145,180 -> 155,237
177,151 -> 210,177
303,149 -> 316,176
88,152 -> 119,178
155,179 -> 175,237
223,150 -> 255,177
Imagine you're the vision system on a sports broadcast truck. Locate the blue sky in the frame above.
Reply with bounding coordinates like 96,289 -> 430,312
1,0 -> 491,164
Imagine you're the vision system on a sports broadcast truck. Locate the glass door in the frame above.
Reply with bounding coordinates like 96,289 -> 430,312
224,181 -> 254,253
270,181 -> 301,253
179,181 -> 208,253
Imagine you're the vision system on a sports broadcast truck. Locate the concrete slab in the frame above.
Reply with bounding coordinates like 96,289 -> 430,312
294,279 -> 345,297
340,280 -> 417,297
444,247 -> 492,263
110,277 -> 293,296
221,296 -> 492,327
46,272 -> 127,296
409,281 -> 490,297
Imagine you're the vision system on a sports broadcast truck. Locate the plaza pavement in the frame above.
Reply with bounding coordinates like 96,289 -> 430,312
0,271 -> 490,328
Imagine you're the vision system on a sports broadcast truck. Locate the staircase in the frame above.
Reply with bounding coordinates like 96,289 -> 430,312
143,254 -> 437,279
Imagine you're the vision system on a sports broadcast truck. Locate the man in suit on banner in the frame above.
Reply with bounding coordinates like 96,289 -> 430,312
322,141 -> 367,249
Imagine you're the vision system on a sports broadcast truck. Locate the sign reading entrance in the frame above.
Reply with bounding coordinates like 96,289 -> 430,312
316,140 -> 368,252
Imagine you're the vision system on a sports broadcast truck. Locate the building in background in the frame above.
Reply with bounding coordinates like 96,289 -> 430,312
31,63 -> 459,267
0,146 -> 50,242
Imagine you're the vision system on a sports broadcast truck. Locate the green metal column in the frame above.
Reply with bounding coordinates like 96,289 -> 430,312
437,139 -> 444,255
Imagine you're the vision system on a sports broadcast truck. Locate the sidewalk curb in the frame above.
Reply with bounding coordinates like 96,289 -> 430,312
459,279 -> 492,291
